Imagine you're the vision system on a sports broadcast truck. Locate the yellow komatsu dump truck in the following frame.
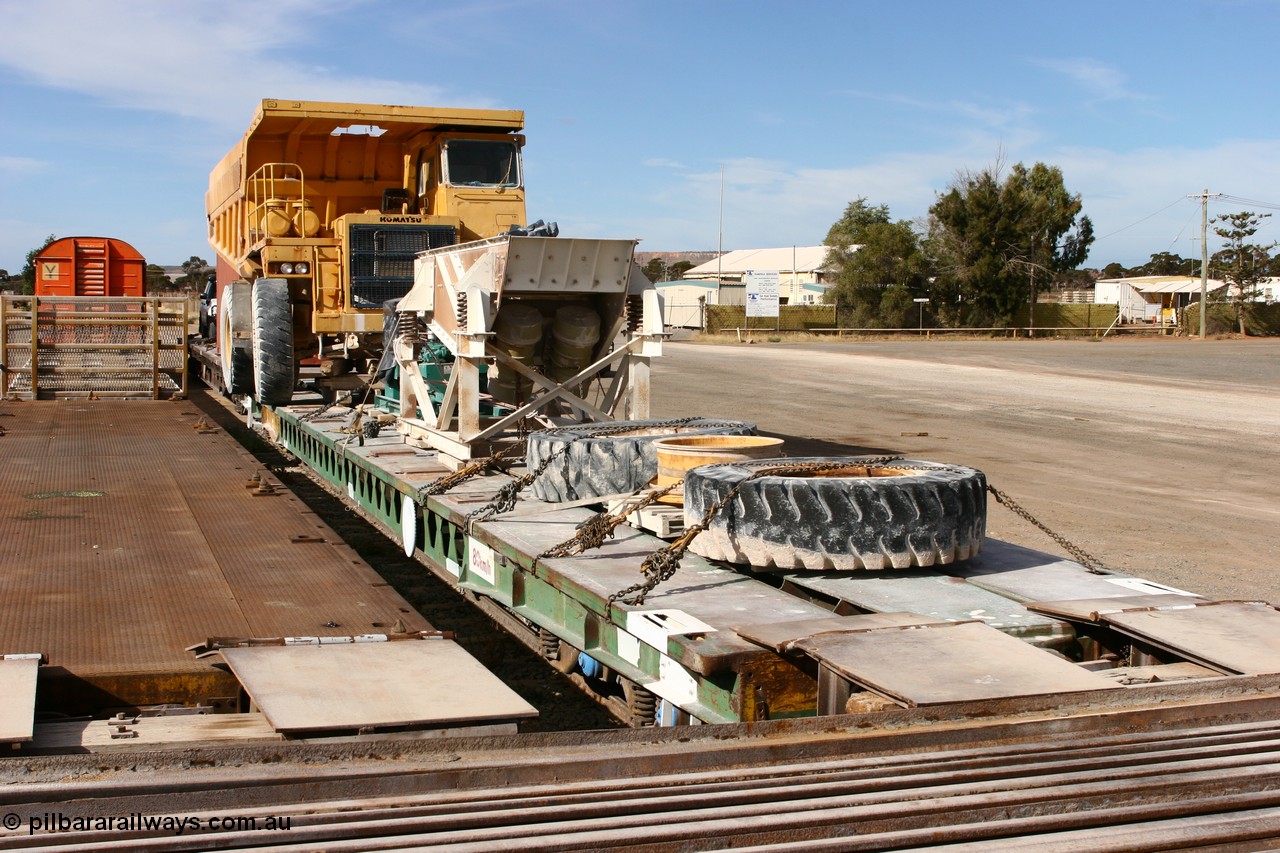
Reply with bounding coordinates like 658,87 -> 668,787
207,99 -> 529,405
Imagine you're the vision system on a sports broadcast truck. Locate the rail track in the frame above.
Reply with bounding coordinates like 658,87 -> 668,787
6,681 -> 1280,850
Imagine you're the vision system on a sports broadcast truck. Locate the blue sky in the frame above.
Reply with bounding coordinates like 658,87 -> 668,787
3,0 -> 1279,273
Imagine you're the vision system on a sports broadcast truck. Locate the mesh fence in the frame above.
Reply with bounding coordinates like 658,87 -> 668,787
1,296 -> 188,398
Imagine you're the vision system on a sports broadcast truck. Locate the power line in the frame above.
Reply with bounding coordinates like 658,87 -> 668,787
1092,197 -> 1189,242
1214,193 -> 1280,211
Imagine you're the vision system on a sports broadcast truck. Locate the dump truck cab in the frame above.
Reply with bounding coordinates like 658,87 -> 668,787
206,100 -> 527,404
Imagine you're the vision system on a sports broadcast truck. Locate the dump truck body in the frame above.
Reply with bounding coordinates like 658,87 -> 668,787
206,99 -> 528,404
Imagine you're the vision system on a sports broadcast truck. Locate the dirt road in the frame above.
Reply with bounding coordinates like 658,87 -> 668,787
651,337 -> 1280,603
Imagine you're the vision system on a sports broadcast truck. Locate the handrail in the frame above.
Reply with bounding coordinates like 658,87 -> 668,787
0,295 -> 189,399
245,163 -> 308,247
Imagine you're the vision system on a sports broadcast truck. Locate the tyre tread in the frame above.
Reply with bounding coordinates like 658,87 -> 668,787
685,457 -> 987,570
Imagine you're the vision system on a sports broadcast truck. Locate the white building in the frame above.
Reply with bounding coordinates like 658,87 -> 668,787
1094,275 -> 1221,324
653,279 -> 720,328
1095,274 -> 1278,324
683,246 -> 834,305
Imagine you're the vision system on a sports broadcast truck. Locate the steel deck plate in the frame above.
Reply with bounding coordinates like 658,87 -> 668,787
0,398 -> 431,707
1027,594 -> 1212,622
793,621 -> 1121,706
220,640 -> 537,733
953,540 -> 1200,602
467,511 -> 836,666
0,658 -> 39,743
733,612 -> 951,653
1102,601 -> 1280,675
781,569 -> 1065,635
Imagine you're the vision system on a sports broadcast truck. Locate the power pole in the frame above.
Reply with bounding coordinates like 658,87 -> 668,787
1188,189 -> 1222,338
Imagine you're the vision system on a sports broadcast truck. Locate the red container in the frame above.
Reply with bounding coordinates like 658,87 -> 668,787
34,237 -> 145,297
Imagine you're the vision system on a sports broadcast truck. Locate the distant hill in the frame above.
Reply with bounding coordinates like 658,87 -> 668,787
634,251 -> 720,268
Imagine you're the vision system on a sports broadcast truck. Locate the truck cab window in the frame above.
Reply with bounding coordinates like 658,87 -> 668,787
416,153 -> 432,211
444,141 -> 520,188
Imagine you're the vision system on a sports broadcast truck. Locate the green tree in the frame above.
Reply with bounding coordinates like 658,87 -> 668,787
824,198 -> 890,265
928,162 -> 1094,326
145,264 -> 171,293
823,199 -> 930,327
175,256 -> 212,291
1100,262 -> 1129,278
19,234 -> 58,295
1139,251 -> 1198,276
642,258 -> 668,283
1211,211 -> 1274,335
668,260 -> 694,280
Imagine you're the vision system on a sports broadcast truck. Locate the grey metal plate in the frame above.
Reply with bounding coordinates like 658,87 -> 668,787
953,539 -> 1199,602
0,658 -> 40,743
0,400 -> 432,691
793,621 -> 1121,707
782,570 -> 1064,634
467,512 -> 835,635
1103,601 -> 1280,675
1028,594 -> 1212,623
733,612 -> 951,653
220,641 -> 538,733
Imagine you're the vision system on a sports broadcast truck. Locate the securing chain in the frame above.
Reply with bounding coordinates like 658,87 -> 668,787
609,460 -> 874,606
986,484 -> 1109,574
419,443 -> 523,497
461,416 -> 737,523
539,479 -> 685,560
466,449 -> 563,525
300,379 -> 376,423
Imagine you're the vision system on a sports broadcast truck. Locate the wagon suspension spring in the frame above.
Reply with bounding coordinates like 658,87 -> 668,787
625,294 -> 644,333
455,292 -> 468,328
537,627 -> 561,661
625,682 -> 658,727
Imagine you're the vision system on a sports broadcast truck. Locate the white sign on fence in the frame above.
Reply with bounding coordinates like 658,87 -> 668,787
745,270 -> 780,318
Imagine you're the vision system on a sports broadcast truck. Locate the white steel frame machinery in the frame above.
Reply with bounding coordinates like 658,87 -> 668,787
394,235 -> 664,461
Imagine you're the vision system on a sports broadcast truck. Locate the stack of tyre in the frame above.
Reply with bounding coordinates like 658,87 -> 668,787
526,420 -> 987,571
525,418 -> 758,502
682,458 -> 986,571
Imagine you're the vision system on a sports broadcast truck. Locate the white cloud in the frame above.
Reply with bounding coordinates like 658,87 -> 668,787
841,89 -> 1036,132
0,156 -> 48,176
607,137 -> 1280,266
1035,58 -> 1142,102
0,0 -> 474,130
643,158 -> 686,169
1050,140 -> 1280,263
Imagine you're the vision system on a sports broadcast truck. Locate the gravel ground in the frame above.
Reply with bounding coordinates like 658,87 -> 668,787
651,336 -> 1280,603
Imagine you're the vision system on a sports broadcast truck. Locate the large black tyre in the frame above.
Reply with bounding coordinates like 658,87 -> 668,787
218,281 -> 252,395
251,278 -> 295,406
684,457 -> 987,570
526,418 -> 757,502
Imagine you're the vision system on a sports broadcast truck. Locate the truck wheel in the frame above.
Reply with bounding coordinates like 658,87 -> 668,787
526,418 -> 757,502
683,457 -> 987,570
251,278 -> 295,406
218,282 -> 252,395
